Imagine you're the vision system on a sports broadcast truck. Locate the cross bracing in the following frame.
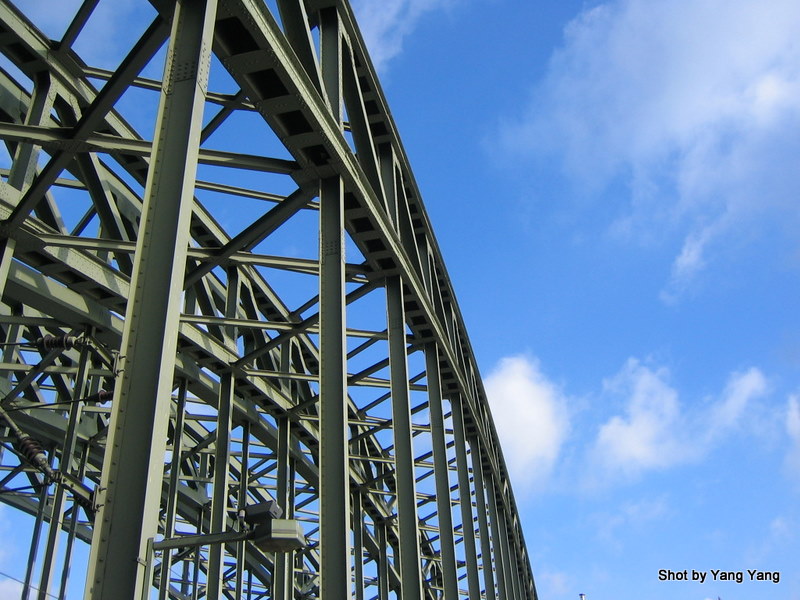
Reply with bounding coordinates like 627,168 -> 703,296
0,0 -> 537,598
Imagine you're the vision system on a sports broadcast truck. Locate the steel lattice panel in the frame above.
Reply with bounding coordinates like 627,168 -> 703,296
0,1 -> 536,598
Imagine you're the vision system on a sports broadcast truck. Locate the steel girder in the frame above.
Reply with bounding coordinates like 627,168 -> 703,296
0,0 -> 536,598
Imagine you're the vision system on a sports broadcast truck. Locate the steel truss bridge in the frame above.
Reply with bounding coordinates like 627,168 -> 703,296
0,0 -> 536,598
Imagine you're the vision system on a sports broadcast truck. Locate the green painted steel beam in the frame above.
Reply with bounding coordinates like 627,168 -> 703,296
85,2 -> 218,596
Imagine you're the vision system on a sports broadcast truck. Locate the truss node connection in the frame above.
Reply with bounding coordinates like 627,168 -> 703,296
0,0 -> 536,598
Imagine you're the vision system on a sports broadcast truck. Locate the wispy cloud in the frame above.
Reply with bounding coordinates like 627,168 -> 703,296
500,0 -> 800,299
594,359 -> 694,474
536,569 -> 572,597
594,496 -> 670,549
785,395 -> 800,479
350,0 -> 455,71
591,359 -> 768,481
484,355 -> 570,492
0,506 -> 23,595
0,579 -> 23,597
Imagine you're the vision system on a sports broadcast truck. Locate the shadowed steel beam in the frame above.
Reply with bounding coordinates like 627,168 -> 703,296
276,0 -> 323,93
273,414 -> 295,598
377,522 -> 390,600
319,176 -> 351,598
36,339 -> 92,600
425,343 -> 458,599
353,491 -> 365,600
499,493 -> 520,599
207,266 -> 239,599
387,275 -> 423,600
84,2 -> 217,597
470,436 -> 497,598
486,472 -> 509,600
451,395 -> 481,599
158,382 -> 188,600
318,5 -> 350,594
234,421 -> 251,597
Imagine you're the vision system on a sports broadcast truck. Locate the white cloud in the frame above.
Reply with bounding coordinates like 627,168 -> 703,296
592,359 -> 767,479
350,0 -> 455,71
484,355 -> 570,492
785,395 -> 800,477
788,395 -> 800,439
708,367 -> 768,437
595,359 -> 693,473
594,496 -> 670,548
0,579 -> 23,597
536,569 -> 571,597
501,0 -> 800,298
0,506 -> 24,596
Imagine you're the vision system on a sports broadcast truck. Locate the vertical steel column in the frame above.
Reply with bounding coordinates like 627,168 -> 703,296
208,266 -> 239,599
22,469 -> 50,599
509,523 -> 524,600
376,522 -> 390,600
485,474 -> 509,600
58,444 -> 90,599
497,498 -> 519,600
37,335 -> 93,599
273,415 -> 295,598
425,343 -> 458,599
84,1 -> 216,597
469,437 -> 496,598
159,382 -> 188,600
319,174 -> 351,599
352,492 -> 365,600
386,275 -> 423,600
234,421 -> 251,598
450,395 -> 481,599
191,527 -> 201,600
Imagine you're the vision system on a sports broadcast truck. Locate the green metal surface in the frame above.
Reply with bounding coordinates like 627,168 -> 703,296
0,0 -> 537,598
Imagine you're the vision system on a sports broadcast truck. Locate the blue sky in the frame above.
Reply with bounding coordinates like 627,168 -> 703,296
2,1 -> 800,599
350,0 -> 800,598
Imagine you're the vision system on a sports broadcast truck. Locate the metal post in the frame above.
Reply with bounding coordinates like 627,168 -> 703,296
234,421 -> 251,598
207,266 -> 239,599
22,471 -> 50,599
58,444 -> 91,599
37,334 -> 93,599
84,1 -> 217,597
486,474 -> 509,600
425,343 -> 458,599
511,521 -> 527,599
469,437 -> 496,598
158,382 -> 188,600
376,522 -> 390,600
498,497 -> 519,600
386,275 -> 422,600
450,395 -> 481,599
319,174 -> 351,598
352,491 -> 365,600
273,415 -> 295,598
